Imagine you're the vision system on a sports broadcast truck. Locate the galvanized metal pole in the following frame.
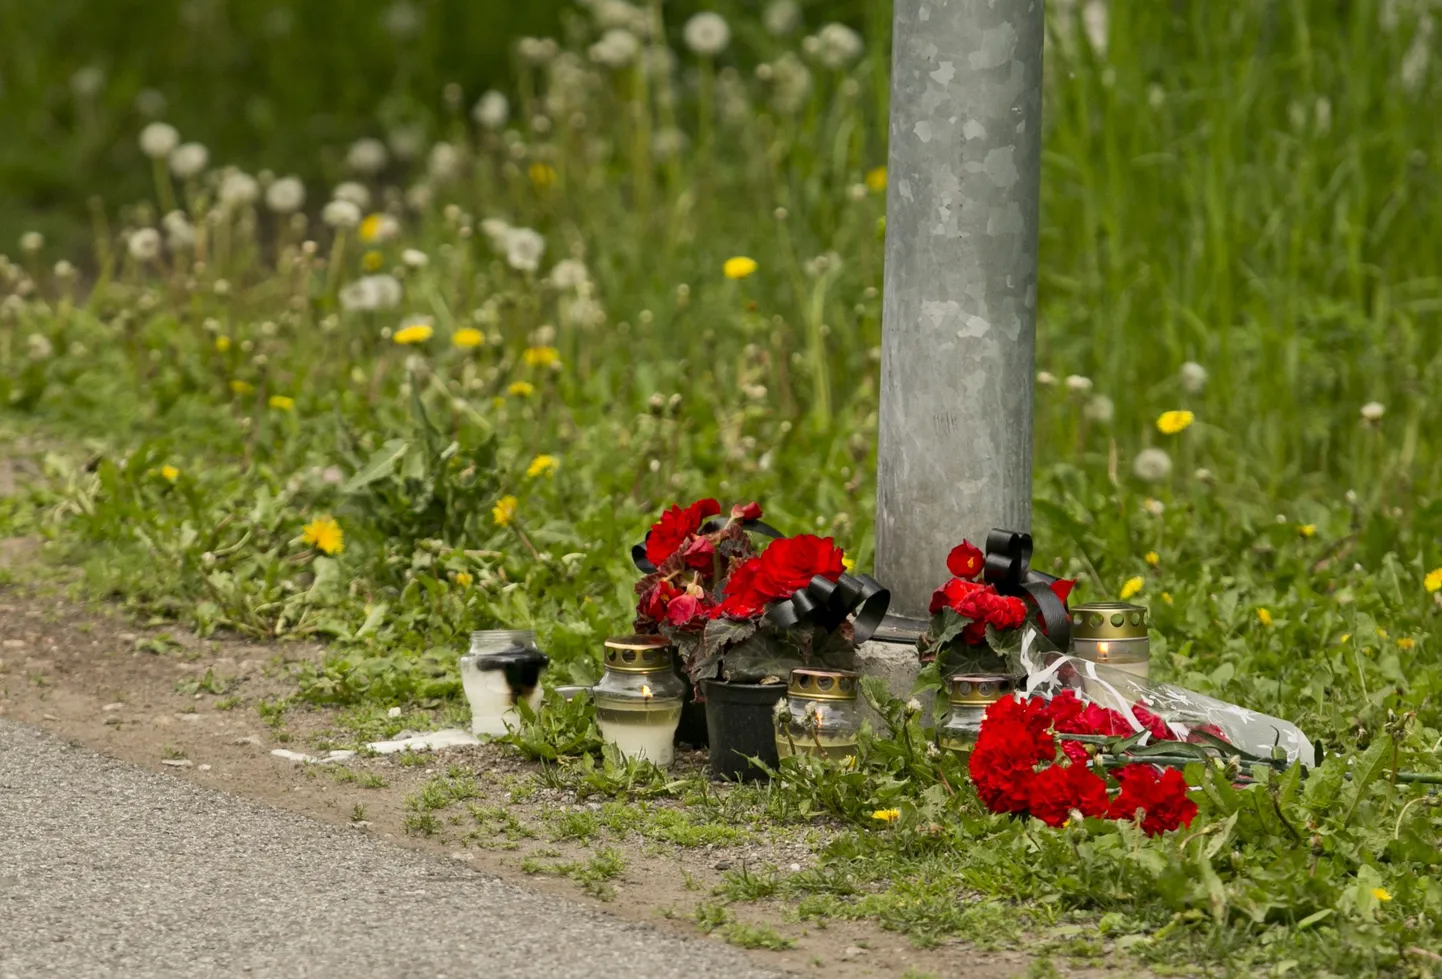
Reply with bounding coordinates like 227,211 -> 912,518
875,0 -> 1045,626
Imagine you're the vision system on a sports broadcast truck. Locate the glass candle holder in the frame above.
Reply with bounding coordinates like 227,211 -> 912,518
1068,602 -> 1151,679
594,635 -> 686,767
459,630 -> 549,736
774,669 -> 861,762
937,673 -> 1016,757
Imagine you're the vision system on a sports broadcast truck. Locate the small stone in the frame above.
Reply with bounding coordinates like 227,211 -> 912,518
1,639 -> 26,649
198,764 -> 212,772
387,706 -> 402,719
42,714 -> 59,722
102,702 -> 125,712
789,863 -> 801,872
161,759 -> 193,768
350,821 -> 372,830
234,735 -> 263,746
119,633 -> 138,642
843,946 -> 865,958
714,860 -> 732,871
450,852 -> 475,862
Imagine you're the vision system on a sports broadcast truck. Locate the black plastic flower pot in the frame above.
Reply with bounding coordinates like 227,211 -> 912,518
701,679 -> 787,781
674,669 -> 710,749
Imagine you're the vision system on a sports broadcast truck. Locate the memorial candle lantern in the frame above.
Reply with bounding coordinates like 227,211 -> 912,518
1068,602 -> 1151,679
459,630 -> 549,736
773,669 -> 861,762
594,635 -> 686,768
936,673 -> 1016,757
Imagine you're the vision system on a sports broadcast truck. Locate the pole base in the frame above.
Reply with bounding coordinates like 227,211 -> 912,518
871,613 -> 927,644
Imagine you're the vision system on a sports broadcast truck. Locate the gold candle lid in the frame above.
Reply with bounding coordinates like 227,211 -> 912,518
603,634 -> 673,672
945,674 -> 1016,706
1069,601 -> 1149,641
787,668 -> 859,701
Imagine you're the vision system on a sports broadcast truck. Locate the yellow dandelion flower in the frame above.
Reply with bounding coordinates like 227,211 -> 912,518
1119,576 -> 1144,601
452,328 -> 484,349
523,345 -> 560,367
1161,592 -> 1174,606
1298,524 -> 1317,538
492,495 -> 518,527
1398,638 -> 1416,651
1372,887 -> 1392,902
1425,568 -> 1442,593
268,395 -> 294,412
871,809 -> 900,823
358,213 -> 396,243
865,166 -> 887,193
454,571 -> 474,589
229,379 -> 255,396
723,256 -> 757,280
1377,627 -> 1388,639
528,161 -> 556,188
362,249 -> 384,271
842,556 -> 856,572
1340,633 -> 1351,644
1257,607 -> 1273,627
1144,551 -> 1160,567
526,454 -> 558,478
508,381 -> 535,397
301,516 -> 344,555
215,335 -> 231,353
159,465 -> 180,483
393,323 -> 434,345
1156,410 -> 1195,435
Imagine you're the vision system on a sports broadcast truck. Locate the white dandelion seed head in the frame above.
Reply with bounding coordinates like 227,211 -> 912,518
480,218 -> 513,249
593,0 -> 648,33
322,199 -> 362,230
218,170 -> 259,210
127,228 -> 162,263
768,53 -> 813,113
472,90 -> 510,130
139,122 -> 180,160
1084,394 -> 1115,425
683,12 -> 731,56
381,1 -> 422,38
814,23 -> 863,70
1082,0 -> 1109,57
549,258 -> 590,291
1143,498 -> 1166,517
502,227 -> 547,273
904,697 -> 923,713
1132,448 -> 1173,483
764,0 -> 801,36
565,295 -> 605,329
402,249 -> 429,269
337,274 -> 403,312
1179,361 -> 1208,394
346,137 -> 389,175
332,181 -> 371,209
265,175 -> 305,214
386,124 -> 426,162
70,66 -> 106,99
26,333 -> 54,361
427,141 -> 462,182
168,142 -> 209,179
1194,468 -> 1214,483
589,29 -> 641,68
1036,371 -> 1058,386
135,88 -> 168,118
1064,374 -> 1093,393
162,210 -> 196,250
1360,401 -> 1386,422
517,36 -> 559,66
405,183 -> 434,211
54,259 -> 76,279
19,231 -> 44,254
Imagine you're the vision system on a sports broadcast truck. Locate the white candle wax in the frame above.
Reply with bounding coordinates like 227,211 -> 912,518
461,659 -> 541,736
595,700 -> 682,768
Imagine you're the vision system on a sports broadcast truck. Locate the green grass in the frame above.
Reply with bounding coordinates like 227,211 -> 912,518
3,0 -> 1442,974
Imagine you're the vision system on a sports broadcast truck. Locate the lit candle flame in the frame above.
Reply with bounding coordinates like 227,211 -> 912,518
1096,641 -> 1110,661
641,683 -> 653,700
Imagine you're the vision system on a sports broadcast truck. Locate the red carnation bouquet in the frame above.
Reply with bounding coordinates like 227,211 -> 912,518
968,690 -> 1198,835
917,539 -> 1075,676
634,498 -> 865,687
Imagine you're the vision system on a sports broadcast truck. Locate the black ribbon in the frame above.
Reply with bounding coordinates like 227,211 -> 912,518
982,528 -> 1072,648
632,517 -> 890,644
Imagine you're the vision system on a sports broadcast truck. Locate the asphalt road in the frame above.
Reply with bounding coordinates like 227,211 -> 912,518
0,719 -> 785,979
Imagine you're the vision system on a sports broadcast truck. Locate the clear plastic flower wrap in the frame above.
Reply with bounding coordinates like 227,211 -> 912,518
1013,625 -> 1320,769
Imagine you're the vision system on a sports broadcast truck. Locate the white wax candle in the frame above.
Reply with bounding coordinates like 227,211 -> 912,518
595,700 -> 682,768
461,660 -> 541,736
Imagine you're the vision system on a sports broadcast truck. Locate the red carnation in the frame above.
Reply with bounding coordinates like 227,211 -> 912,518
946,540 -> 985,580
969,696 -> 1057,815
711,556 -> 769,620
1026,762 -> 1111,827
664,594 -> 711,629
645,498 -> 721,568
731,501 -> 763,522
1107,765 -> 1196,835
1131,704 -> 1178,742
752,535 -> 845,601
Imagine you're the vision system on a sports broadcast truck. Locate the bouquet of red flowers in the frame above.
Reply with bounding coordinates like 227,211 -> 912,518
917,533 -> 1074,676
633,498 -> 888,687
968,690 -> 1198,835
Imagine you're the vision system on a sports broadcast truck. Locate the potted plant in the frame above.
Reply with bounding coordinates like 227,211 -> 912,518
633,498 -> 888,780
915,532 -> 1075,679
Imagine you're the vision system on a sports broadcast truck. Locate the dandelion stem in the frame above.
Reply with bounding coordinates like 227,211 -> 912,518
152,158 -> 176,216
326,230 -> 348,298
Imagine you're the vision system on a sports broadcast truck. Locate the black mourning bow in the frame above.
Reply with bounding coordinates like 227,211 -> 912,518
982,529 -> 1072,648
632,516 -> 890,645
